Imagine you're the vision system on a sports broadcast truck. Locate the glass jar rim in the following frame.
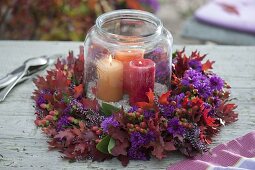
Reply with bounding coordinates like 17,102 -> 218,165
95,9 -> 163,43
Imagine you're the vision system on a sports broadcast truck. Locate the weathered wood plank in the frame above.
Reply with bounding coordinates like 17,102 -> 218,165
0,41 -> 255,170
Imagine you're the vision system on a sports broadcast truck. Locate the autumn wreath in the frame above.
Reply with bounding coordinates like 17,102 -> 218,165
32,47 -> 238,166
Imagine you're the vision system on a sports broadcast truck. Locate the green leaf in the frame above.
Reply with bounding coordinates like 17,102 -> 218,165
108,137 -> 116,154
62,94 -> 70,103
96,135 -> 111,154
100,103 -> 120,116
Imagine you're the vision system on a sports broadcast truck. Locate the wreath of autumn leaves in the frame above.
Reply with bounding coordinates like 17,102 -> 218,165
32,46 -> 238,166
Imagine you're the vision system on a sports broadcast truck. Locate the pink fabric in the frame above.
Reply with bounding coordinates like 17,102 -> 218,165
195,0 -> 255,34
167,131 -> 255,170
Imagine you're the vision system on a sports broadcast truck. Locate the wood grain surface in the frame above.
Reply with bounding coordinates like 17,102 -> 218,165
0,41 -> 254,170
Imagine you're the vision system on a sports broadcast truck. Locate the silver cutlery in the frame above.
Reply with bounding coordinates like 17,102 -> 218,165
0,54 -> 62,89
0,54 -> 63,102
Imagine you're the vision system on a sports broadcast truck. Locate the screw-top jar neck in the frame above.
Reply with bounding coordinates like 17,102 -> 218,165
96,10 -> 163,43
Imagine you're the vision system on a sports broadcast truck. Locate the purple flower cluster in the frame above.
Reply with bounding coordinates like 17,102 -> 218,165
210,75 -> 224,91
161,105 -> 175,117
173,93 -> 185,108
36,95 -> 46,106
101,115 -> 119,133
36,89 -> 50,106
128,106 -> 155,119
127,147 -> 147,160
143,109 -> 155,119
128,131 -> 155,160
182,70 -> 224,99
128,106 -> 138,113
56,114 -> 70,131
167,118 -> 185,136
181,69 -> 212,98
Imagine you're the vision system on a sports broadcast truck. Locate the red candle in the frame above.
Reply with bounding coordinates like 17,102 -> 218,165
129,59 -> 155,105
114,50 -> 144,93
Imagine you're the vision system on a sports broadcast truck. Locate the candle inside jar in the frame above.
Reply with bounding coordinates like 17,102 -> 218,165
114,49 -> 144,93
128,59 -> 155,105
97,56 -> 123,102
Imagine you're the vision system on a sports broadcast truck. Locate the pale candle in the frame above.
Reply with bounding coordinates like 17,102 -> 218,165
97,56 -> 123,102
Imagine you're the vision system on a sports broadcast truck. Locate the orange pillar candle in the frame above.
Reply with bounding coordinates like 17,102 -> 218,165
97,56 -> 123,102
114,49 -> 144,93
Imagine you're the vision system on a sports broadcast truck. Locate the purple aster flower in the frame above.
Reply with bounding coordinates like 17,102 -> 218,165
128,147 -> 148,160
143,109 -> 155,119
188,59 -> 202,71
56,114 -> 70,131
161,105 -> 175,117
128,106 -> 138,113
181,69 -> 203,86
182,69 -> 213,99
174,93 -> 185,108
130,131 -> 155,148
167,118 -> 185,136
203,102 -> 211,109
36,94 -> 46,106
101,115 -> 119,133
210,75 -> 224,91
196,82 -> 212,99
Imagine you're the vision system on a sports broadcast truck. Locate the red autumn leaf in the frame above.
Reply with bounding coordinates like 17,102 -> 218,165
83,130 -> 97,141
190,50 -> 206,61
174,49 -> 189,77
202,60 -> 215,71
159,91 -> 171,105
111,139 -> 129,156
74,143 -> 88,153
92,147 -> 113,162
42,127 -> 57,137
223,103 -> 237,113
82,98 -> 100,111
62,145 -> 76,160
74,84 -> 83,98
164,142 -> 176,151
191,97 -> 204,107
48,139 -> 64,150
74,47 -> 84,83
136,88 -> 154,109
151,143 -> 166,160
108,127 -> 127,143
55,58 -> 64,70
72,127 -> 82,136
203,109 -> 219,127
117,155 -> 129,167
217,103 -> 238,124
55,130 -> 75,146
108,127 -> 129,156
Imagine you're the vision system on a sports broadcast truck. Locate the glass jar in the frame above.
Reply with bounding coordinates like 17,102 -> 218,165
84,9 -> 173,105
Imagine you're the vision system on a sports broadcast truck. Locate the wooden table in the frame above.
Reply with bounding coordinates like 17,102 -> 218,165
0,41 -> 254,169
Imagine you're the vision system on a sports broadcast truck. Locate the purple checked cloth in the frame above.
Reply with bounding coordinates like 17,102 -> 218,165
195,0 -> 255,34
168,131 -> 255,170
